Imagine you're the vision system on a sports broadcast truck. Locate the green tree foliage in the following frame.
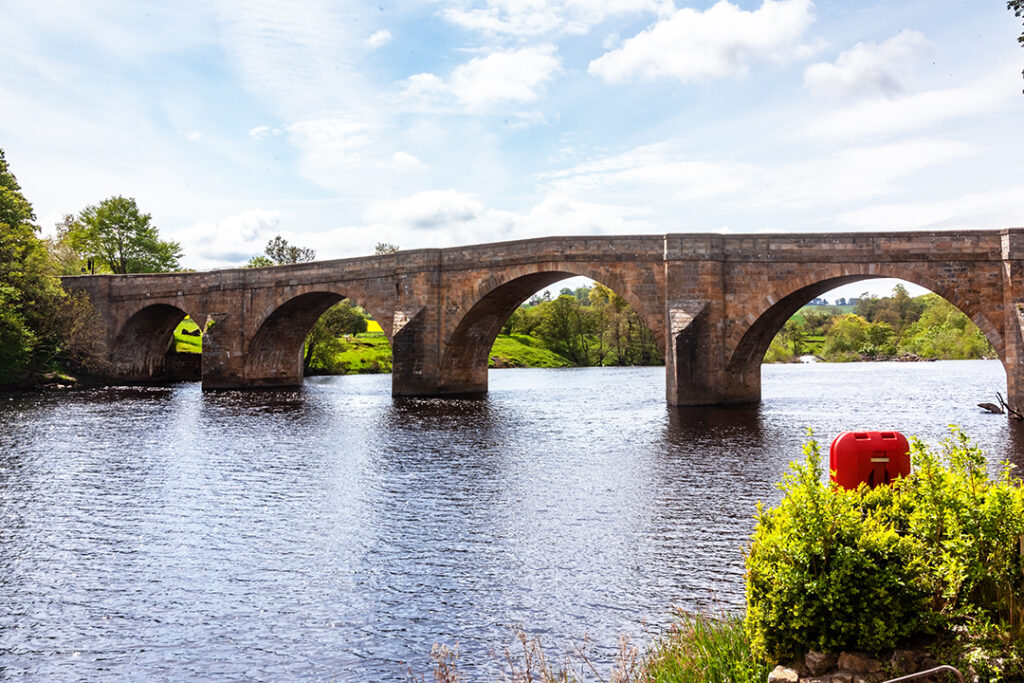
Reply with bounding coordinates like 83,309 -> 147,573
47,214 -> 89,275
588,282 -> 660,365
246,236 -> 315,267
746,430 -> 1024,669
304,299 -> 368,372
64,196 -> 182,274
766,319 -> 810,362
537,294 -> 596,364
899,294 -> 994,359
264,235 -> 315,264
767,286 -> 995,362
374,242 -> 399,255
820,313 -> 872,360
0,150 -> 100,383
1011,0 -> 1024,45
501,284 -> 661,367
245,255 -> 274,268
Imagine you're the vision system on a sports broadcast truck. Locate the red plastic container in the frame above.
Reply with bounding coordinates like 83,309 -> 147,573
829,431 -> 910,490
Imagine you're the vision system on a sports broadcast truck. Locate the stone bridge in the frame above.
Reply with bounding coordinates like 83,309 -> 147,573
62,229 -> 1024,408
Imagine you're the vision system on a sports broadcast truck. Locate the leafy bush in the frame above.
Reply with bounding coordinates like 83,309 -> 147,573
899,429 -> 1024,633
744,438 -> 928,660
745,429 -> 1024,665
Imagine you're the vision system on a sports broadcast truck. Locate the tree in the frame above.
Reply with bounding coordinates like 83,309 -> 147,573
48,214 -> 89,275
304,300 -> 368,372
264,235 -> 315,264
245,255 -> 274,268
374,242 -> 399,255
66,196 -> 182,274
0,149 -> 101,383
779,319 -> 806,356
1011,0 -> 1024,45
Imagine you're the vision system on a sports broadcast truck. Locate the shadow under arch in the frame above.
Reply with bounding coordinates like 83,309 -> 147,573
245,291 -> 392,387
111,303 -> 199,382
437,269 -> 665,394
725,272 -> 1004,400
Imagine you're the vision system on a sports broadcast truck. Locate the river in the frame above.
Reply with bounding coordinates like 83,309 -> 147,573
1,361 -> 1022,680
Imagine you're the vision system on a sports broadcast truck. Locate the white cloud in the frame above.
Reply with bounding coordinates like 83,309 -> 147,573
249,125 -> 272,139
213,0 -> 372,121
365,29 -> 392,48
507,111 -> 552,129
282,118 -> 426,190
182,130 -> 202,141
521,193 -> 657,234
802,73 -> 1015,141
589,0 -> 816,84
804,30 -> 931,99
540,142 -> 752,201
836,185 -> 1024,230
536,136 -> 979,219
403,45 -> 562,110
355,188 -> 656,251
365,189 -> 488,229
285,117 -> 375,183
287,118 -> 374,155
177,209 -> 285,269
390,151 -> 424,170
752,139 -> 978,209
442,0 -> 673,37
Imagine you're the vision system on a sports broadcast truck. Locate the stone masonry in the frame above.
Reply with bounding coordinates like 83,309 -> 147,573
61,229 -> 1024,409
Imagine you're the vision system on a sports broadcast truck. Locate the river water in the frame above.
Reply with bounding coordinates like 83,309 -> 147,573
1,361 -> 1022,680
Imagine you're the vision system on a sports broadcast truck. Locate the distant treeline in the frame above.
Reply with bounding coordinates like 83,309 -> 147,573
298,284 -> 662,375
298,283 -> 995,375
766,285 -> 995,362
501,283 -> 662,367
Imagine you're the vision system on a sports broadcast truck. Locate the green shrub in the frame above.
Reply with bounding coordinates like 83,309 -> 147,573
744,438 -> 928,660
745,429 -> 1024,666
899,429 -> 1024,634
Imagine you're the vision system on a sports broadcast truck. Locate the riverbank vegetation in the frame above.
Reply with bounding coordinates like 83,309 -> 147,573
292,282 -> 994,376
765,285 -> 995,363
420,429 -> 1024,682
263,283 -> 662,376
0,150 -> 103,385
1,148 -> 188,387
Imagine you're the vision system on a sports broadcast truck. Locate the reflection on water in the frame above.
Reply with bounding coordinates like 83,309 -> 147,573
0,361 -> 1020,680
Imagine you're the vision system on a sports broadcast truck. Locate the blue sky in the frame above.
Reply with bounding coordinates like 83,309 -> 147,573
2,0 -> 1022,302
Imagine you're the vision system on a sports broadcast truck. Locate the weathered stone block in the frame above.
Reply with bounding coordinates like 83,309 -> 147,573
767,665 -> 800,683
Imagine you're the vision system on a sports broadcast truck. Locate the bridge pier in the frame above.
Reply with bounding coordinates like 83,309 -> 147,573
663,237 -> 758,406
1001,232 -> 1024,415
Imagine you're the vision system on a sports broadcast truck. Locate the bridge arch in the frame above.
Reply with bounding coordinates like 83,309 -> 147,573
245,291 -> 392,387
437,265 -> 666,394
111,303 -> 199,382
724,266 -> 1004,400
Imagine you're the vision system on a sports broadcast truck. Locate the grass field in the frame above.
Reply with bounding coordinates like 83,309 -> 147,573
173,318 -> 202,353
798,303 -> 855,315
488,333 -> 572,368
312,333 -> 393,374
172,316 -> 575,373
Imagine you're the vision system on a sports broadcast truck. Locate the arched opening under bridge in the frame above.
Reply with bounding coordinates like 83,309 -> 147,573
726,275 -> 1003,402
245,291 -> 392,387
438,271 -> 665,395
110,303 -> 201,382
